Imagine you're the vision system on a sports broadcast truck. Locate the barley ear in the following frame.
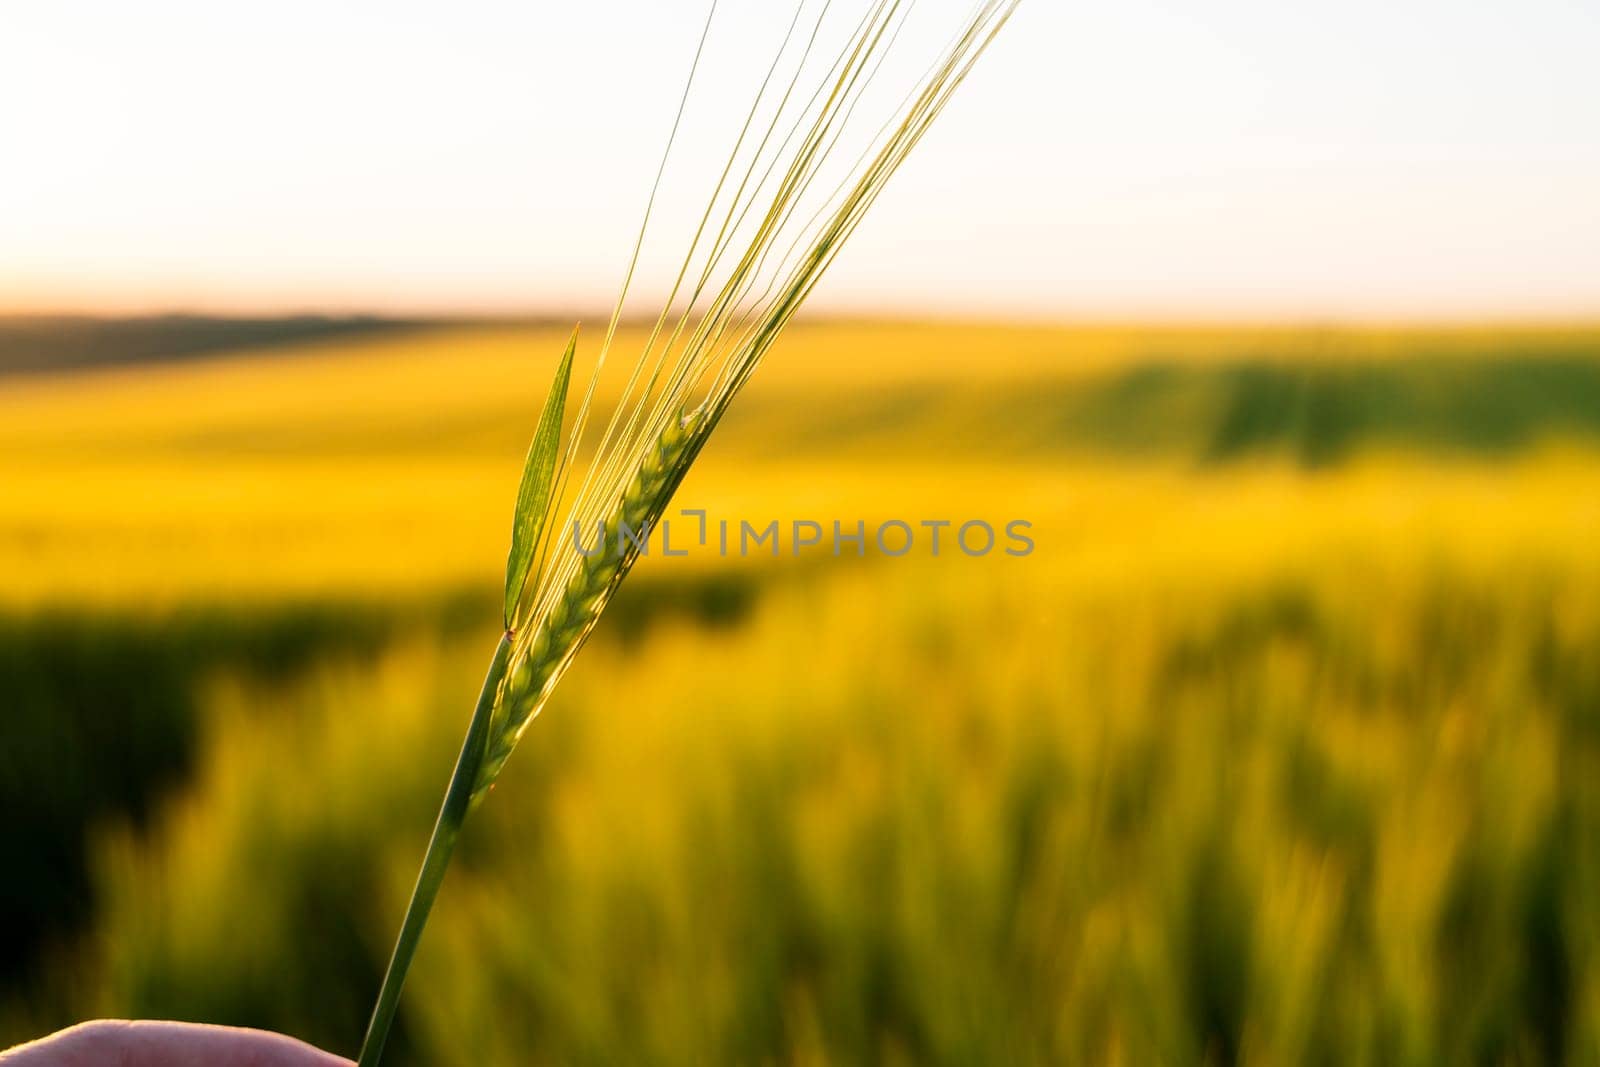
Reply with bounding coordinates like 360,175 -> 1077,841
503,328 -> 577,630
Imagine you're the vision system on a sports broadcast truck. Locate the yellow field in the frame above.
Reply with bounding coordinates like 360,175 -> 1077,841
3,321 -> 1598,607
3,320 -> 1600,1063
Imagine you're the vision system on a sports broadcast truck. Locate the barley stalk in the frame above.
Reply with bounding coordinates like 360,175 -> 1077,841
357,3 -> 1020,1062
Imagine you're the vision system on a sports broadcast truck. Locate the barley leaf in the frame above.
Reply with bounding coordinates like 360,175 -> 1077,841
503,328 -> 576,628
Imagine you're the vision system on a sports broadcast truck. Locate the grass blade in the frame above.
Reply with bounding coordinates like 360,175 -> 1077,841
503,329 -> 577,629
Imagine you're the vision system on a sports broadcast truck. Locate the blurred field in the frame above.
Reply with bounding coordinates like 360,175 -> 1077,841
3,320 -> 1600,1063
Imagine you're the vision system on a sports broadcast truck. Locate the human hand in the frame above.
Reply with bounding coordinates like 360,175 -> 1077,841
0,1020 -> 351,1066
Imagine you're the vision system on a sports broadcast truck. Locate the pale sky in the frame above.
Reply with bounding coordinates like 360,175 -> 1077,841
2,0 -> 1597,319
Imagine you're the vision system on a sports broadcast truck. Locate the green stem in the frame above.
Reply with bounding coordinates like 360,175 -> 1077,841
357,633 -> 512,1067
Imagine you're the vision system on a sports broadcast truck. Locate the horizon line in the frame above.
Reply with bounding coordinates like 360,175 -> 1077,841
4,305 -> 1600,331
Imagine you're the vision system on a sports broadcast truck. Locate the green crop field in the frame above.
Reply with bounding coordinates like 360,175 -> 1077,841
3,321 -> 1599,1064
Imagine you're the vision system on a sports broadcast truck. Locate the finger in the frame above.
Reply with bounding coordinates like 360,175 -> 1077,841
1,1020 -> 353,1067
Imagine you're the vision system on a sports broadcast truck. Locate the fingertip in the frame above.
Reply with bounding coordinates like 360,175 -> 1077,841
2,1020 -> 352,1067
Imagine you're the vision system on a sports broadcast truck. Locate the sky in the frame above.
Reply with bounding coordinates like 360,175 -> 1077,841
2,0 -> 1597,320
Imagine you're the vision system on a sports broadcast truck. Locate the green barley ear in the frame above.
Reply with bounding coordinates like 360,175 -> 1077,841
358,5 -> 1022,1063
476,406 -> 707,795
502,327 -> 576,631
